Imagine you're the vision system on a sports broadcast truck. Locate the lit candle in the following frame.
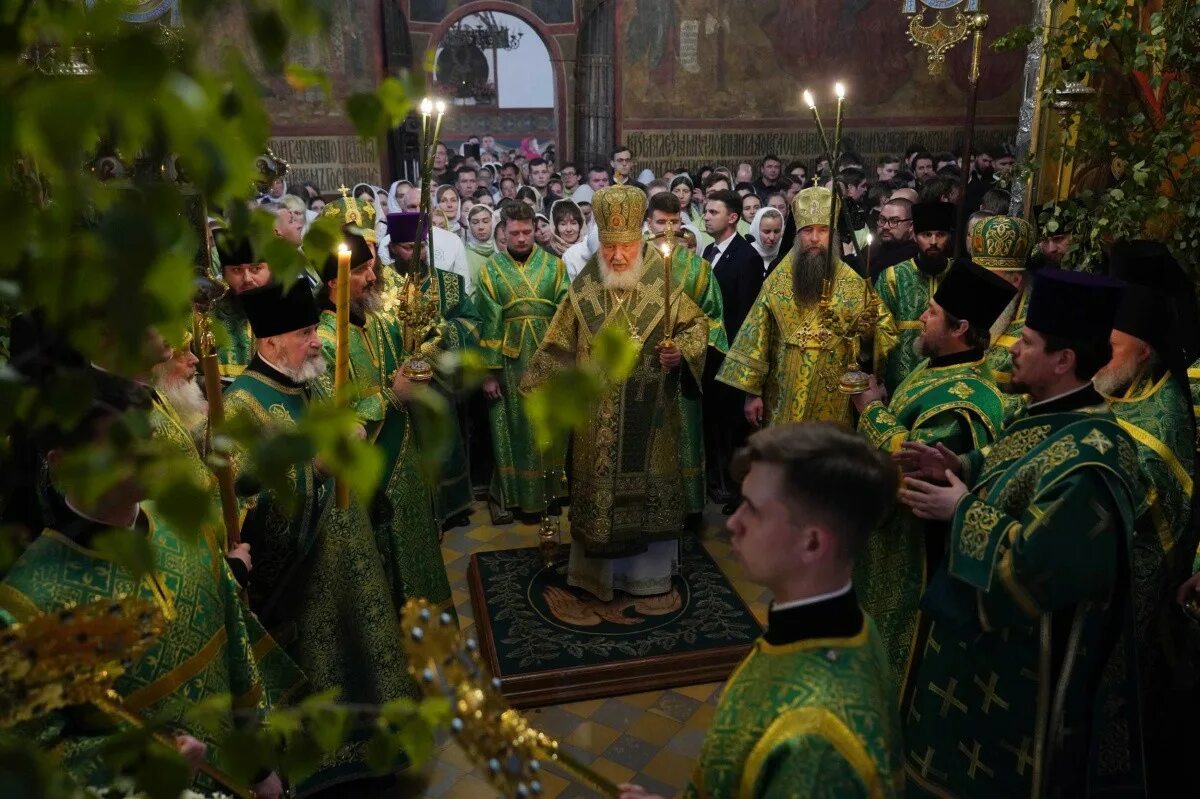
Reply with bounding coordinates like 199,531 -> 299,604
865,233 -> 873,279
827,82 -> 846,271
804,89 -> 833,167
334,242 -> 351,509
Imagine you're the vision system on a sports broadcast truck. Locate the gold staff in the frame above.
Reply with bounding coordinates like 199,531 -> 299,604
194,310 -> 242,544
402,599 -> 620,798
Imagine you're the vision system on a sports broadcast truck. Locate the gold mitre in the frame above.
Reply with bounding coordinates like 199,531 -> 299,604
593,185 -> 647,245
792,186 -> 833,231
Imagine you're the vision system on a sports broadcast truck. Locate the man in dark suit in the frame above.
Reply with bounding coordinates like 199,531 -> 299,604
702,189 -> 765,511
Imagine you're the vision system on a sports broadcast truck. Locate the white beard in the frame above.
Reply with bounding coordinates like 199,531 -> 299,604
292,352 -> 329,384
156,375 -> 208,437
1093,355 -> 1144,396
599,252 -> 645,291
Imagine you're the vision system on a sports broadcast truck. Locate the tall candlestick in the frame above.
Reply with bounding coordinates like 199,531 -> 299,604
334,242 -> 351,510
864,233 -> 873,279
803,89 -> 834,162
658,239 -> 674,346
827,83 -> 846,273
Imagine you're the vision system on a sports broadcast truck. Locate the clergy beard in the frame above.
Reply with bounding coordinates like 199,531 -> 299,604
350,282 -> 383,317
599,252 -> 645,291
155,374 -> 208,436
916,250 -> 948,276
281,350 -> 328,384
1093,354 -> 1150,396
790,245 -> 830,304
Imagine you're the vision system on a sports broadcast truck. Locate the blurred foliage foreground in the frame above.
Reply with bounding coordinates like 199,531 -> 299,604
0,2 -> 637,796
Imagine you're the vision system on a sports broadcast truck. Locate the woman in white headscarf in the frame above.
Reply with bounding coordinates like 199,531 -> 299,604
462,203 -> 496,288
747,206 -> 786,278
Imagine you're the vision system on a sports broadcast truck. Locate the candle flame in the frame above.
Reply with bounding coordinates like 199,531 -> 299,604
803,89 -> 815,109
435,100 -> 447,115
658,242 -> 671,257
337,243 -> 350,254
866,233 -> 873,246
835,82 -> 846,100
419,97 -> 433,115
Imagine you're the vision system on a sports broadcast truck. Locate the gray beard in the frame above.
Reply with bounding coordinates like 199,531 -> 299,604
599,252 -> 645,291
351,285 -> 383,317
281,352 -> 329,384
790,245 -> 831,304
1093,355 -> 1146,396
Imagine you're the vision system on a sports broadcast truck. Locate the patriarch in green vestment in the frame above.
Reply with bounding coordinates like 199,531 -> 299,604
476,200 -> 570,517
852,257 -> 1015,693
619,423 -> 904,799
897,269 -> 1147,798
644,191 -> 729,521
1099,239 -> 1199,796
379,208 -> 482,528
0,368 -> 297,798
521,185 -> 709,602
874,201 -> 956,393
313,229 -> 451,617
224,279 -> 416,793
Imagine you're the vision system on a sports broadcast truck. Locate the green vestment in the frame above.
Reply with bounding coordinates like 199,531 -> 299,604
521,249 -> 708,558
684,617 -> 904,798
224,357 -> 416,791
717,257 -> 867,427
855,354 -> 1007,693
209,294 -> 255,382
873,258 -> 947,393
670,247 -> 729,514
380,265 -> 482,521
476,245 -> 570,514
0,506 -> 304,788
316,308 -> 452,615
903,394 -> 1146,798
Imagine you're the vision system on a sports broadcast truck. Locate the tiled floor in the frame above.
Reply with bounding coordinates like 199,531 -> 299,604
420,502 -> 772,798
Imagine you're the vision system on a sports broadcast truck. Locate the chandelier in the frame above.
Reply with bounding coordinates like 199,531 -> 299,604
442,16 -> 523,51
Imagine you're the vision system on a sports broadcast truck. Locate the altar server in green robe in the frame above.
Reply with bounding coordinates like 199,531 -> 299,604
315,230 -> 451,615
874,201 -> 956,393
897,269 -> 1147,798
382,210 -> 482,528
618,423 -> 904,799
224,279 -> 416,792
476,199 -> 570,518
644,190 -> 729,524
0,368 -> 293,798
852,257 -> 1014,692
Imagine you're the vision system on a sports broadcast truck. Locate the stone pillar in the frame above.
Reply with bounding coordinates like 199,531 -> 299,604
575,0 -> 615,166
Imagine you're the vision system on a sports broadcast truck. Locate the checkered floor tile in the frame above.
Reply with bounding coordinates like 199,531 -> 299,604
416,501 -> 772,798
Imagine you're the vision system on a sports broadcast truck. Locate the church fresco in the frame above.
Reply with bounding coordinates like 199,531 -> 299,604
618,0 -> 1028,169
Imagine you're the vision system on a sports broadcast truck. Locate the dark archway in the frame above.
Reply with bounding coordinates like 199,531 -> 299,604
575,0 -> 616,166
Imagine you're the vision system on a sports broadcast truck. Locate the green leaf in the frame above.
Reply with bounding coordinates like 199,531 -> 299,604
346,94 -> 385,139
285,65 -> 333,99
523,368 -> 604,453
92,528 -> 156,581
184,694 -> 233,737
591,324 -> 638,383
364,729 -> 403,773
395,717 -> 435,768
408,385 -> 452,484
